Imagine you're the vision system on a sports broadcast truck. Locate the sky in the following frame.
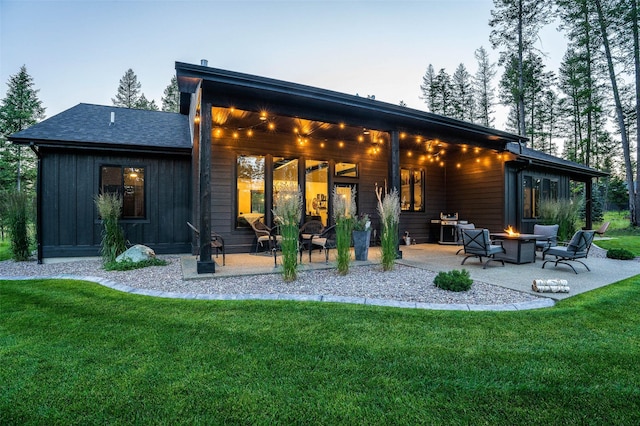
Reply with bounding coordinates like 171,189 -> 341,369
1,0 -> 568,130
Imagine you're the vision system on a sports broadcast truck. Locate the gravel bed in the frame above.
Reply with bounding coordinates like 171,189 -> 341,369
0,256 -> 542,305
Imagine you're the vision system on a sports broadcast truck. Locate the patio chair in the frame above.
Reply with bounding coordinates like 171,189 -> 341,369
542,230 -> 595,274
460,228 -> 505,269
594,221 -> 610,236
455,223 -> 475,254
533,224 -> 559,260
187,221 -> 225,266
249,218 -> 281,255
299,220 -> 325,262
308,225 -> 337,263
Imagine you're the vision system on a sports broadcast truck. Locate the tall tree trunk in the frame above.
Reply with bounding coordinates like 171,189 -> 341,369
583,2 -> 593,168
518,0 -> 527,137
594,0 -> 636,225
632,0 -> 640,225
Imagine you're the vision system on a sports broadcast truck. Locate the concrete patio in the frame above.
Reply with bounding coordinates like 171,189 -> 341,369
182,241 -> 640,301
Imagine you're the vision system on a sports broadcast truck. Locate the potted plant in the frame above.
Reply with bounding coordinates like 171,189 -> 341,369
352,213 -> 371,261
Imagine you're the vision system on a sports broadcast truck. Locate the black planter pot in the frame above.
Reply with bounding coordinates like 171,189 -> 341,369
352,230 -> 371,261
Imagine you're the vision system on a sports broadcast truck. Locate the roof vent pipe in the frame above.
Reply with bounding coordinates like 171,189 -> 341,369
201,59 -> 208,67
110,112 -> 115,126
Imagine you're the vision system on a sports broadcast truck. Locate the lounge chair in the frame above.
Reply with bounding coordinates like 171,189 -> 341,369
542,230 -> 595,274
460,228 -> 505,269
533,224 -> 559,260
455,223 -> 475,254
594,221 -> 610,236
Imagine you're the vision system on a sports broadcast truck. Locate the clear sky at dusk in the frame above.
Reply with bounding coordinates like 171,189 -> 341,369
1,0 -> 567,130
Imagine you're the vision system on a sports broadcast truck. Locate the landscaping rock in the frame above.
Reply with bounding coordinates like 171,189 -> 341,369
116,244 -> 156,263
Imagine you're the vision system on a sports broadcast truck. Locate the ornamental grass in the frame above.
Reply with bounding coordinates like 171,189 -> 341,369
94,193 -> 127,263
273,180 -> 302,281
376,185 -> 400,271
333,185 -> 356,275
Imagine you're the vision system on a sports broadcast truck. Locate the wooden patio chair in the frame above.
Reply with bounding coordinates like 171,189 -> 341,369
542,230 -> 595,274
460,228 -> 505,269
187,221 -> 225,266
594,221 -> 610,236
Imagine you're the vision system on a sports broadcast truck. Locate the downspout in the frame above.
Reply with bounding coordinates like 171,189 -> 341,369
29,142 -> 43,264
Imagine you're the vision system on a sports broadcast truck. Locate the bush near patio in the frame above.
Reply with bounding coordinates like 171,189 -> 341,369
1,276 -> 639,424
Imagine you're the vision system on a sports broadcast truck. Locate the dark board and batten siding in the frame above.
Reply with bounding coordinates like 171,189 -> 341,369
40,149 -> 191,257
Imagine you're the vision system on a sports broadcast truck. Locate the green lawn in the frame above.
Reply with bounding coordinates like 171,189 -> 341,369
2,277 -> 639,425
592,211 -> 640,256
0,239 -> 10,261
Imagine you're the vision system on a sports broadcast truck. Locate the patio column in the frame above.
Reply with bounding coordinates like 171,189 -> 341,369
197,100 -> 215,273
585,178 -> 593,230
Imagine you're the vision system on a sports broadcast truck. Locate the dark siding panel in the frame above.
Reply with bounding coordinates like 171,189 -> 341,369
40,149 -> 191,258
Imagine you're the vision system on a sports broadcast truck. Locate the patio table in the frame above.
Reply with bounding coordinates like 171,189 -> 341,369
490,233 -> 546,264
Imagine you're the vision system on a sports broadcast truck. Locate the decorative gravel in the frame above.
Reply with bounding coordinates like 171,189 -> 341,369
0,256 -> 543,305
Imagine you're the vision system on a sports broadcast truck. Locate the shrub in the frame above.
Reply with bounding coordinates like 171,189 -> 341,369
104,257 -> 167,271
434,269 -> 473,292
539,199 -> 579,242
5,191 -> 33,261
95,193 -> 127,263
606,248 -> 636,260
376,185 -> 400,271
273,178 -> 302,281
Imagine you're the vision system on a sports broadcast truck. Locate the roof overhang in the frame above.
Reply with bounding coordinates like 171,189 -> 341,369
10,138 -> 192,157
176,61 -> 527,151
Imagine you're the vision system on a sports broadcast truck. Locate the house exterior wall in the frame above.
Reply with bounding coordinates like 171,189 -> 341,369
39,148 -> 191,257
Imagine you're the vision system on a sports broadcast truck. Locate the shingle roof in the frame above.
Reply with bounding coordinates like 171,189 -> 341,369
9,103 -> 191,151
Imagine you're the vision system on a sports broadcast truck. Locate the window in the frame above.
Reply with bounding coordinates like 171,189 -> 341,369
237,155 -> 265,227
523,175 -> 558,219
100,166 -> 145,219
400,168 -> 425,212
305,159 -> 329,225
335,162 -> 358,178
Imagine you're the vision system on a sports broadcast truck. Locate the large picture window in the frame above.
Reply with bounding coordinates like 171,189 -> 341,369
100,166 -> 145,219
401,168 -> 425,212
237,155 -> 265,227
523,175 -> 559,219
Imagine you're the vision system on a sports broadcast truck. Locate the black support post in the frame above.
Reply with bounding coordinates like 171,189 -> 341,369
389,130 -> 402,259
197,100 -> 215,273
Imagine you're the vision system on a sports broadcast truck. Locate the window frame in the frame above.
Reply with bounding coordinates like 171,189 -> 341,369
99,164 -> 147,220
400,167 -> 425,212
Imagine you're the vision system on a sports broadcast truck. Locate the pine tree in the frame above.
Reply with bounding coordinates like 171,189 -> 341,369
490,0 -> 554,136
112,68 -> 142,108
473,46 -> 497,127
0,65 -> 45,193
451,64 -> 475,122
136,94 -> 159,111
419,64 -> 437,113
161,76 -> 180,112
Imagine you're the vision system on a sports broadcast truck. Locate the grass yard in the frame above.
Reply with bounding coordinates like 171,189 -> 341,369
1,276 -> 639,425
592,211 -> 640,256
0,239 -> 10,261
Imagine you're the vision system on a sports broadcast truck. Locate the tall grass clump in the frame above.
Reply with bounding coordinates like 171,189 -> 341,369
376,184 -> 400,271
539,199 -> 579,242
333,185 -> 356,275
5,191 -> 33,261
95,193 -> 126,263
273,180 -> 302,281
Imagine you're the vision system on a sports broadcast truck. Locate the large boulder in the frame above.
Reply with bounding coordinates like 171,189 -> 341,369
116,244 -> 156,263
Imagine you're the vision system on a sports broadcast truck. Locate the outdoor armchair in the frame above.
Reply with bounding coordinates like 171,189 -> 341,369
186,221 -> 225,266
533,224 -> 559,260
460,228 -> 505,269
299,220 -> 325,262
542,230 -> 595,274
309,225 -> 337,263
249,218 -> 282,255
455,223 -> 475,254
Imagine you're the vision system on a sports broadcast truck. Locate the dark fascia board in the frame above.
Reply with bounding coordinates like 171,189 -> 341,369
175,61 -> 527,147
12,138 -> 192,157
505,142 -> 608,180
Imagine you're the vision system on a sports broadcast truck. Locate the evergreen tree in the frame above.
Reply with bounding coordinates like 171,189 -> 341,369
419,64 -> 437,113
112,68 -> 142,108
473,46 -> 497,127
161,76 -> 180,112
0,65 -> 45,193
433,68 -> 453,116
490,0 -> 554,136
451,63 -> 475,122
136,94 -> 159,111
